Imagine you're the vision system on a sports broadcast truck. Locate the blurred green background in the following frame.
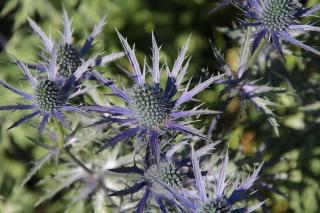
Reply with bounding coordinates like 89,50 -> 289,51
0,0 -> 320,212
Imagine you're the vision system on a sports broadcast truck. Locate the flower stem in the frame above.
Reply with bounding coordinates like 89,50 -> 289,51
53,120 -> 65,149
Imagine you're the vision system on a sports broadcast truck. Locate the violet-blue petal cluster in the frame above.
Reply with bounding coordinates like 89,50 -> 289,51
85,33 -> 223,157
244,0 -> 320,56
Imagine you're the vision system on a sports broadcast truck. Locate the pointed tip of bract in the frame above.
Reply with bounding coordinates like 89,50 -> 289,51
6,125 -> 15,131
181,34 -> 191,53
209,0 -> 232,14
151,32 -> 161,84
62,6 -> 72,24
73,54 -> 99,80
90,16 -> 107,38
48,44 -> 58,81
116,30 -> 129,52
27,17 -> 40,33
255,162 -> 264,175
170,36 -> 192,86
27,16 -> 53,52
62,8 -> 73,44
115,30 -> 144,84
100,15 -> 107,23
27,16 -> 35,25
115,28 -> 122,39
186,33 -> 192,42
62,6 -> 68,17
151,31 -> 158,47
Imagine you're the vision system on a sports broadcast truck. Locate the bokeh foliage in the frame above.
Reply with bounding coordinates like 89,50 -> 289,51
0,0 -> 320,212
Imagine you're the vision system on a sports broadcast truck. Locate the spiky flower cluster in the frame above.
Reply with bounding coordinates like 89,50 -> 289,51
208,45 -> 284,136
0,51 -> 95,134
84,32 -> 223,157
144,162 -> 184,195
243,0 -> 320,56
1,2 -> 320,212
159,149 -> 264,212
27,9 -> 124,81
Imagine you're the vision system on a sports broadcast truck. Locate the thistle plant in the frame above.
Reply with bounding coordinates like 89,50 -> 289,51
0,49 -> 95,134
109,142 -> 219,212
27,9 -> 124,80
0,2 -> 319,212
160,148 -> 264,212
209,40 -> 285,136
85,33 -> 223,157
243,0 -> 320,56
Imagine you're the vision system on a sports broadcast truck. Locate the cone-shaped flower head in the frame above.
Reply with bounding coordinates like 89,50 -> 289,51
57,42 -> 82,77
85,32 -> 223,157
159,148 -> 264,212
260,0 -> 300,32
35,79 -> 64,111
144,161 -> 185,196
109,142 -> 219,212
27,9 -> 124,79
244,0 -> 320,56
128,84 -> 172,130
0,48 -> 95,134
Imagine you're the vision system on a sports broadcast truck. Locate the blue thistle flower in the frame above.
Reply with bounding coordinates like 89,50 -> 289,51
244,0 -> 320,56
209,44 -> 285,136
27,9 -> 124,79
0,49 -> 95,134
85,32 -> 223,156
109,142 -> 219,212
159,148 -> 264,212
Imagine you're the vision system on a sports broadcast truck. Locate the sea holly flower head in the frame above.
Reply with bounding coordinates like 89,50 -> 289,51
35,79 -> 65,111
109,142 -> 219,212
56,42 -> 82,78
0,49 -> 96,134
159,148 -> 264,212
128,84 -> 173,131
27,9 -> 124,80
244,0 -> 320,56
211,44 -> 284,136
143,161 -> 185,196
85,32 -> 223,156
